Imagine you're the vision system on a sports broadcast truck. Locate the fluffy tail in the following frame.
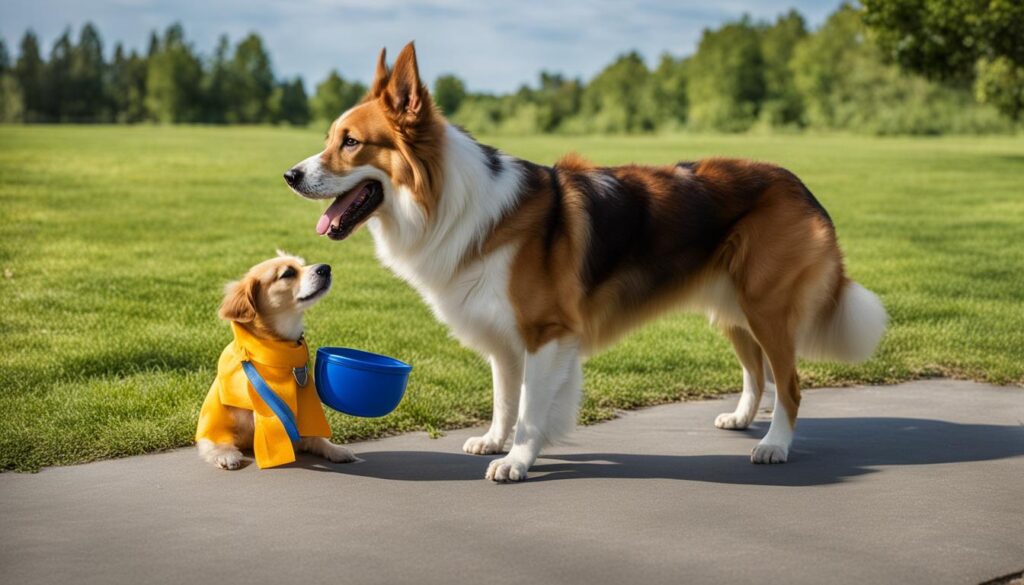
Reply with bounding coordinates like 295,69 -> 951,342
799,279 -> 887,363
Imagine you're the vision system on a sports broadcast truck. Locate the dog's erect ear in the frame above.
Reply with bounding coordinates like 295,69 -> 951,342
383,42 -> 429,123
370,47 -> 389,98
218,277 -> 259,323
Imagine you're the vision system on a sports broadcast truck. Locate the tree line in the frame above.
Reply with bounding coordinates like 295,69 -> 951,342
0,2 -> 1020,134
0,23 -> 365,125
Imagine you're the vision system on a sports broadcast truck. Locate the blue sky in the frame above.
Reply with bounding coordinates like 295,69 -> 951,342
0,0 -> 846,93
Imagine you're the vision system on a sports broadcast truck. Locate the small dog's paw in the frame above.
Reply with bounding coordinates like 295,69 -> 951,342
485,456 -> 529,482
714,411 -> 752,430
463,434 -> 503,455
323,444 -> 357,464
751,441 -> 789,464
213,450 -> 244,470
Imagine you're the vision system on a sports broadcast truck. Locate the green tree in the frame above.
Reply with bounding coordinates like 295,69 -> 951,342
862,0 -> 1024,119
145,23 -> 203,123
0,39 -> 25,122
687,17 -> 766,131
579,51 -> 655,133
0,39 -> 9,73
46,30 -> 74,121
310,70 -> 366,122
270,77 -> 310,126
650,54 -> 688,128
201,35 -> 231,123
759,10 -> 807,126
534,72 -> 582,132
109,44 -> 148,123
67,23 -> 107,121
226,34 -> 275,123
433,74 -> 467,115
15,31 -> 45,121
791,5 -> 1002,134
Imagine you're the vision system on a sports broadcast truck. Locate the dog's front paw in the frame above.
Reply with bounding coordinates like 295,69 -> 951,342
714,411 -> 753,430
751,441 -> 789,464
485,455 -> 529,482
463,434 -> 504,455
213,450 -> 244,470
323,444 -> 357,463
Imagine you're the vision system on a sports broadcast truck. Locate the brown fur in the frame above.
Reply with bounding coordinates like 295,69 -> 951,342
489,157 -> 846,427
318,43 -> 446,223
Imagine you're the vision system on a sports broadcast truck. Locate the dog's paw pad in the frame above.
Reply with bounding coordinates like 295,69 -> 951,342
751,442 -> 788,464
485,456 -> 528,482
463,435 -> 503,455
714,412 -> 752,430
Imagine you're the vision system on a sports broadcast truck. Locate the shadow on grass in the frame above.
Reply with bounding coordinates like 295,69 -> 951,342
320,417 -> 1024,486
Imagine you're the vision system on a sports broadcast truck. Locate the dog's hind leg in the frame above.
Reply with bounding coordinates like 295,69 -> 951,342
742,309 -> 800,464
544,353 -> 583,441
485,337 -> 579,482
714,326 -> 766,430
463,350 -> 524,455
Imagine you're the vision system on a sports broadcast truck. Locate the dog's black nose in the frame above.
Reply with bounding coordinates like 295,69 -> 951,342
283,168 -> 304,186
315,264 -> 331,277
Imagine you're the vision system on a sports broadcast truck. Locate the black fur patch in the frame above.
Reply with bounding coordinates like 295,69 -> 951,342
452,123 -> 504,177
544,167 -> 564,261
578,166 -> 759,303
479,143 -> 504,177
676,161 -> 699,172
572,170 -> 651,290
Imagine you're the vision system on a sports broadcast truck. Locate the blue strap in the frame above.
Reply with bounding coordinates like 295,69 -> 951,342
241,360 -> 301,443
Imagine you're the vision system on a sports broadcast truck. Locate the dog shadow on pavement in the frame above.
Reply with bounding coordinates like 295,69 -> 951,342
325,417 -> 1024,485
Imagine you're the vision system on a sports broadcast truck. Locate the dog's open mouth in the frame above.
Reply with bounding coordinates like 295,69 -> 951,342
315,180 -> 383,241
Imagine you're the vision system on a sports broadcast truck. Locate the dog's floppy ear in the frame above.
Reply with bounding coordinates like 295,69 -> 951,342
218,277 -> 259,323
370,47 -> 389,98
383,42 -> 430,124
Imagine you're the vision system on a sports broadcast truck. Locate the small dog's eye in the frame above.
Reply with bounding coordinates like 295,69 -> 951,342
280,267 -> 297,279
343,136 -> 360,149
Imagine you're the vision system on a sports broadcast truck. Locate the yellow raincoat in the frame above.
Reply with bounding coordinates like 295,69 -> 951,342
196,323 -> 331,468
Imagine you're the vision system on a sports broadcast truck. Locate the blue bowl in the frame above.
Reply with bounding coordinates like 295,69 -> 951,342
315,347 -> 412,417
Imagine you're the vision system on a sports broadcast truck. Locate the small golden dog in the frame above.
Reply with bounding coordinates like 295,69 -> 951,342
196,252 -> 355,470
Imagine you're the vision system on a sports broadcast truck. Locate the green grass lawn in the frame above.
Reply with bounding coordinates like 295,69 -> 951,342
1,125 -> 1022,472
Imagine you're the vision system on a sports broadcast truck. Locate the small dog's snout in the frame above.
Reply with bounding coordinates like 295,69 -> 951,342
315,264 -> 331,277
283,168 -> 304,186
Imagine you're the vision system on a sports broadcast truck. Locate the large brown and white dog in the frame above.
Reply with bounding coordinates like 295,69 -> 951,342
284,43 -> 887,482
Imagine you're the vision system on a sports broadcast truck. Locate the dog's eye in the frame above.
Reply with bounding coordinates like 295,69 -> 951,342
343,136 -> 360,149
280,267 -> 297,279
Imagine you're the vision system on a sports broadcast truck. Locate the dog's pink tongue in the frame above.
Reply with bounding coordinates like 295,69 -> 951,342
316,197 -> 350,236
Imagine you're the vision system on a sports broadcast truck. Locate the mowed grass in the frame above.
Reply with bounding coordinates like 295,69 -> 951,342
1,125 -> 1022,471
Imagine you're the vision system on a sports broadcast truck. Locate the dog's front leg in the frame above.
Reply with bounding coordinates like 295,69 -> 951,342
298,437 -> 357,463
463,350 -> 524,455
485,337 -> 579,482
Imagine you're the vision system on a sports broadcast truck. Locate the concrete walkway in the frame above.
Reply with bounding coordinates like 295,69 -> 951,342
1,379 -> 1022,585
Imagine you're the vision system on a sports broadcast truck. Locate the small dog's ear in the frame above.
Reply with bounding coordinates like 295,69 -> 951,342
276,249 -> 305,265
218,277 -> 258,323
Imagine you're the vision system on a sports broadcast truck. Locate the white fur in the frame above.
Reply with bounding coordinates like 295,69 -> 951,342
798,280 -> 888,362
714,364 -> 771,430
485,337 -> 581,482
751,395 -> 793,464
292,153 -> 392,201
